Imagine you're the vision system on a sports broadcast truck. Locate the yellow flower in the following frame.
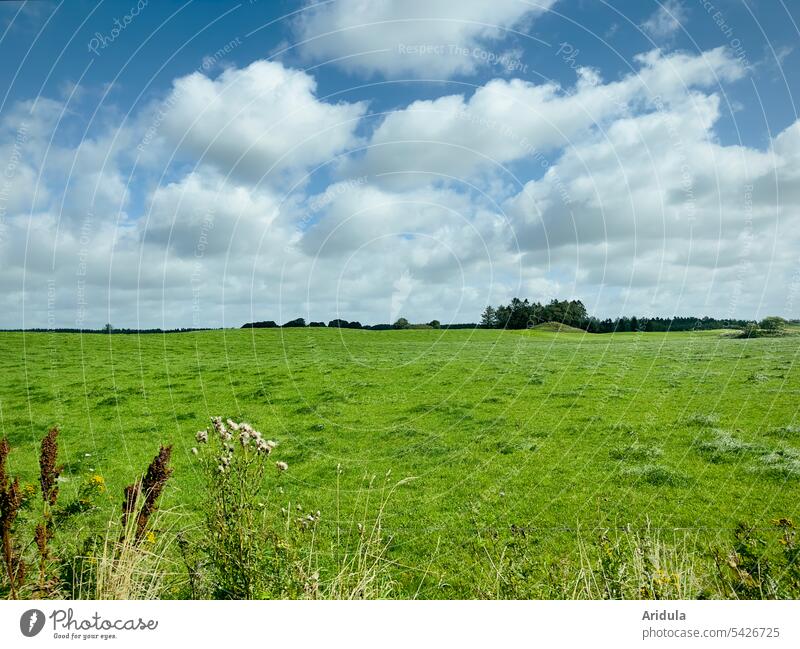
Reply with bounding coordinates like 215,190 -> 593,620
90,474 -> 106,492
145,531 -> 156,545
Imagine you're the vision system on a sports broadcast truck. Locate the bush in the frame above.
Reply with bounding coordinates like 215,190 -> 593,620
282,318 -> 306,328
759,316 -> 787,332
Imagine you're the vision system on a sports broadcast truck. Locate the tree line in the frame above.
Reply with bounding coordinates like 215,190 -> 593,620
479,297 -> 758,332
241,317 -> 476,330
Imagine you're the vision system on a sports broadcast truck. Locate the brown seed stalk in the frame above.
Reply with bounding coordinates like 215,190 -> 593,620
122,445 -> 173,542
39,427 -> 62,508
0,439 -> 24,597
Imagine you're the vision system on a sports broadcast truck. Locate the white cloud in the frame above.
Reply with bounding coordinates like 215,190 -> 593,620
344,47 -> 745,189
293,0 -> 557,78
142,170 -> 284,257
158,60 -> 367,182
503,92 -> 800,318
641,0 -> 688,40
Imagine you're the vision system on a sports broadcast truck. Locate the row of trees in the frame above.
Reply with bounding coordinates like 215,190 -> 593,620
480,298 -> 589,329
584,315 -> 753,333
241,318 -> 449,330
478,298 -> 764,333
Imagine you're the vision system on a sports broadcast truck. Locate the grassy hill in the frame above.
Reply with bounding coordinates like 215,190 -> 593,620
1,327 -> 798,597
529,321 -> 587,333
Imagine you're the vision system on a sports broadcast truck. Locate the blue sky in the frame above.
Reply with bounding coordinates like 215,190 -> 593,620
1,0 -> 799,328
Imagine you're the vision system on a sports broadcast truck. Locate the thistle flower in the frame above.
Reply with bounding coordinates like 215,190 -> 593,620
191,447 -> 198,455
210,417 -> 232,441
226,418 -> 240,431
195,429 -> 209,444
211,416 -> 226,436
276,461 -> 288,472
239,429 -> 251,446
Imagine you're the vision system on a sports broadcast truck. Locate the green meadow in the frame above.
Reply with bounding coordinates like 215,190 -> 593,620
1,327 -> 799,597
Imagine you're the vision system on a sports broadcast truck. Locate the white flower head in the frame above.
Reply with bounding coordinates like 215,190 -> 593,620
276,461 -> 288,472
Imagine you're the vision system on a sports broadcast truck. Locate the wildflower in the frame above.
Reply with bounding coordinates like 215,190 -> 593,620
211,416 -> 226,436
239,429 -> 251,446
195,429 -> 209,444
20,483 -> 36,503
276,461 -> 288,472
191,447 -> 198,455
89,474 -> 106,493
211,417 -> 231,441
255,439 -> 272,454
145,531 -> 156,545
226,418 -> 240,431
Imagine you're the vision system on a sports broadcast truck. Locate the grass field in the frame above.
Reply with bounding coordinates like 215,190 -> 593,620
1,327 -> 799,597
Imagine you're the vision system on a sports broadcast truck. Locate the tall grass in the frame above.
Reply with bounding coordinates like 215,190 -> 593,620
574,523 -> 703,599
75,504 -> 182,600
311,470 -> 415,599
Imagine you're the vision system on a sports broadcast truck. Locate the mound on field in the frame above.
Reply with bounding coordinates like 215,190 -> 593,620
530,321 -> 586,333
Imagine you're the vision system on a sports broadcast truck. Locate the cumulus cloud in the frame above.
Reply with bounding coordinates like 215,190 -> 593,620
158,60 -> 367,183
343,47 -> 744,190
503,90 -> 800,317
293,0 -> 558,78
142,170 -> 284,257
